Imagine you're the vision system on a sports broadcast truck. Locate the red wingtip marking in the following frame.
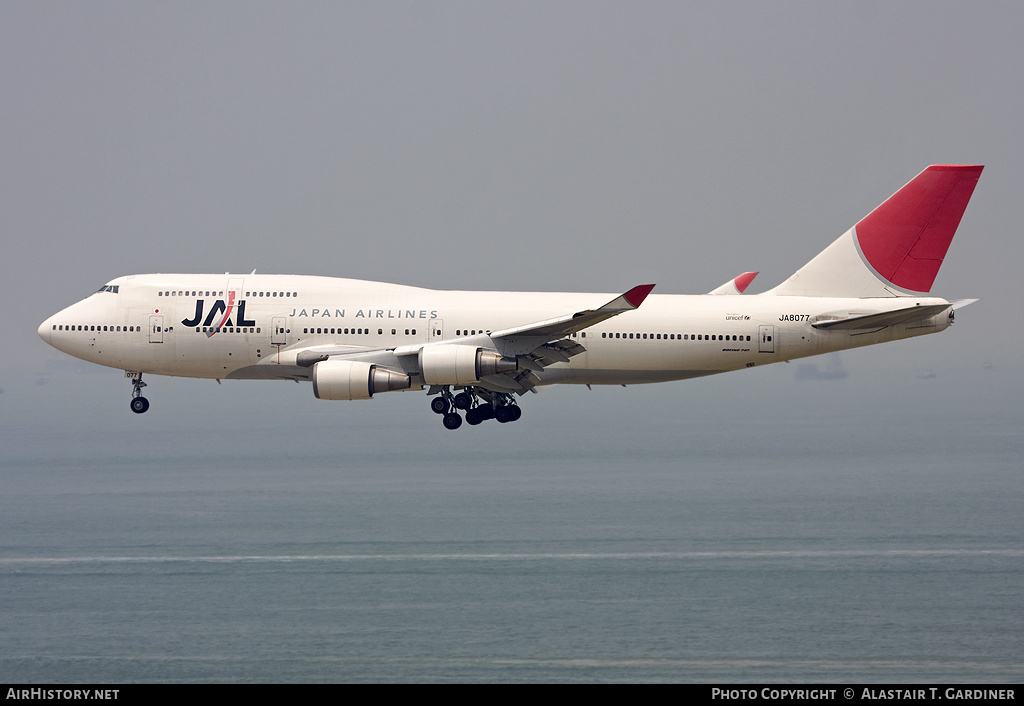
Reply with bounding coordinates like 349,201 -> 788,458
734,272 -> 758,294
925,164 -> 985,171
856,165 -> 983,292
623,284 -> 656,308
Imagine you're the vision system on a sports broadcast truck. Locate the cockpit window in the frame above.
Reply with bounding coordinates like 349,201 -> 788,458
96,285 -> 119,294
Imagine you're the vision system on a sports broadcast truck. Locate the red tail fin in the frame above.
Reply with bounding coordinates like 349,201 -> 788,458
856,165 -> 983,293
767,165 -> 983,298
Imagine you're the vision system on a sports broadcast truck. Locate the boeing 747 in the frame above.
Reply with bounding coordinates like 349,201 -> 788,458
38,165 -> 982,429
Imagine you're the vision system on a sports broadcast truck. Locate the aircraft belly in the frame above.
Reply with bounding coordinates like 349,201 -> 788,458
226,364 -> 310,381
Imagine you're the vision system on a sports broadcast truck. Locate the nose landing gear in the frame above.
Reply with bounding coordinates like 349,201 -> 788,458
128,373 -> 150,414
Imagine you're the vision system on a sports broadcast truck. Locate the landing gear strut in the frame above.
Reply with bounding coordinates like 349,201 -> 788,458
428,386 -> 522,430
129,373 -> 150,414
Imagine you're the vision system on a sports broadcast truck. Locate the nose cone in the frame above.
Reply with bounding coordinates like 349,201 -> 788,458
38,317 -> 52,345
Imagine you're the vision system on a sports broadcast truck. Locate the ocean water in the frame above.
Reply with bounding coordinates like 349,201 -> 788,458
1,370 -> 1022,683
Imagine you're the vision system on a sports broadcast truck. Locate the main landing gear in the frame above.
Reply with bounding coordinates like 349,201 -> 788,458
129,373 -> 150,414
429,386 -> 522,430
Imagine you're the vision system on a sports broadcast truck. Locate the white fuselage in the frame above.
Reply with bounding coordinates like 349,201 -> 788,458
39,274 -> 954,387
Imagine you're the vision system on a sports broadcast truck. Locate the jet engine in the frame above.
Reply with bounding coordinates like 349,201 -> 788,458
312,359 -> 411,400
418,345 -> 518,385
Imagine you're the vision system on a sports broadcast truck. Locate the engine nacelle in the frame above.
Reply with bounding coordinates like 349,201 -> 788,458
419,345 -> 518,385
312,359 -> 411,400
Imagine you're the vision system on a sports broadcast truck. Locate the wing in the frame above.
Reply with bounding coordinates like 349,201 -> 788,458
474,283 -> 656,392
487,284 -> 655,343
294,284 -> 655,395
390,283 -> 656,394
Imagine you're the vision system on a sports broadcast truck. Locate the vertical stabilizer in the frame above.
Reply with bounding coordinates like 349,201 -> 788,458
766,165 -> 983,297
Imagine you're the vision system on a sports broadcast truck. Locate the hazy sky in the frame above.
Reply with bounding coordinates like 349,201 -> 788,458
3,2 -> 1021,427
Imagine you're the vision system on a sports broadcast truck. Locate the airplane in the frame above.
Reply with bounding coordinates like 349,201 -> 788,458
38,165 -> 982,430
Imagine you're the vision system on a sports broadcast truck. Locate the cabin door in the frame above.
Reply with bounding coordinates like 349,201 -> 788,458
271,316 -> 287,345
429,319 -> 444,341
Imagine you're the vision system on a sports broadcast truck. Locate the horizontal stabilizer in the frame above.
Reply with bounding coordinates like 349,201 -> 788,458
812,304 -> 949,330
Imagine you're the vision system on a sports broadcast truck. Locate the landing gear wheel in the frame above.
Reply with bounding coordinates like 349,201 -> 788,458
430,397 -> 449,414
442,412 -> 463,430
509,405 -> 522,422
495,405 -> 514,423
466,407 -> 484,425
130,396 -> 150,414
453,392 -> 472,410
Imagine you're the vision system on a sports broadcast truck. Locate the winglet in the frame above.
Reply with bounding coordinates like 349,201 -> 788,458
619,284 -> 656,309
708,272 -> 758,295
733,272 -> 758,294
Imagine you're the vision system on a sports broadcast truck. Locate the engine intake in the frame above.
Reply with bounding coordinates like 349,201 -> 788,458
312,359 -> 411,400
419,345 -> 518,385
